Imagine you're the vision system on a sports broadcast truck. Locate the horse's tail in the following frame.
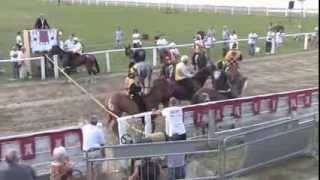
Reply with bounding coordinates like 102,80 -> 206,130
94,57 -> 100,73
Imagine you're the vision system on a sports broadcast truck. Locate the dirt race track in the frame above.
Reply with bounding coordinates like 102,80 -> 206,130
0,50 -> 318,179
0,50 -> 318,136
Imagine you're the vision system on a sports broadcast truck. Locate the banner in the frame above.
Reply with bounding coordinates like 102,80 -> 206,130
29,29 -> 58,53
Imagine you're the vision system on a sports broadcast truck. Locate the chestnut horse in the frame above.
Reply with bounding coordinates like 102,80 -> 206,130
105,78 -> 173,139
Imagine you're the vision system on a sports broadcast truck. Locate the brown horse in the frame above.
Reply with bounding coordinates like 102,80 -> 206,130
170,62 -> 216,101
105,78 -> 173,139
49,45 -> 100,75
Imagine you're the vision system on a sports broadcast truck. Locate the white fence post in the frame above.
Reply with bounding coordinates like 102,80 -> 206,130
152,48 -> 157,67
71,0 -> 74,4
247,6 -> 251,15
266,7 -> 269,16
53,55 -> 59,79
231,7 -> 234,15
40,57 -> 46,80
105,52 -> 111,72
304,33 -> 309,50
285,9 -> 288,17
214,6 -> 217,13
95,0 -> 99,6
271,36 -> 276,54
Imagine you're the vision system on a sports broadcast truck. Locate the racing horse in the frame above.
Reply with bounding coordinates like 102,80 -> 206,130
169,61 -> 217,101
49,45 -> 100,75
124,45 -> 153,92
191,50 -> 210,72
105,78 -> 173,140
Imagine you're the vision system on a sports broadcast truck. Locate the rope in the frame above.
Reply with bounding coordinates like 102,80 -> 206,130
44,55 -> 146,136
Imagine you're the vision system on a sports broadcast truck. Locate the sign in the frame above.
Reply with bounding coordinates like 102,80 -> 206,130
29,29 -> 58,53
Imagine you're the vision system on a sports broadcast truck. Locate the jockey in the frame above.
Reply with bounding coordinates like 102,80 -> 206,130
133,45 -> 146,63
132,29 -> 142,47
63,34 -> 75,51
70,37 -> 83,55
218,43 -> 242,71
175,55 -> 196,92
124,72 -> 146,112
168,42 -> 180,62
193,34 -> 205,54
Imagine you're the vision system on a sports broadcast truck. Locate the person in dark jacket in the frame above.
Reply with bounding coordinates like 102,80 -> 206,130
34,14 -> 50,29
0,149 -> 36,180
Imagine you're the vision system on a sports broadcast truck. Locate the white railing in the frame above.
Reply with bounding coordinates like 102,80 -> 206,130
0,32 -> 316,80
55,0 -> 319,17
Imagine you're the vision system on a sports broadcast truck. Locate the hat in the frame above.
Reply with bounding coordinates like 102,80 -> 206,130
73,37 -> 79,41
169,42 -> 176,48
181,55 -> 188,63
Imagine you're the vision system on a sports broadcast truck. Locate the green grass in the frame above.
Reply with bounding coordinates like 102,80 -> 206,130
0,0 -> 318,79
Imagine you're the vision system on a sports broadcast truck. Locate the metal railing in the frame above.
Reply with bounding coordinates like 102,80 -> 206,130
85,113 -> 318,180
53,0 -> 319,17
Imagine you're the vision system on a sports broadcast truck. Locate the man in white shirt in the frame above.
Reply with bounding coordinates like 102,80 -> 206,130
152,97 -> 186,180
82,114 -> 106,180
229,30 -> 238,50
115,26 -> 124,48
64,34 -> 75,51
16,32 -> 23,50
132,29 -> 142,47
70,37 -> 83,54
248,32 -> 258,56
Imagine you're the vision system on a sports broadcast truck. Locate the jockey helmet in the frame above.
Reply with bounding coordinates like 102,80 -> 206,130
181,55 -> 188,63
73,37 -> 79,42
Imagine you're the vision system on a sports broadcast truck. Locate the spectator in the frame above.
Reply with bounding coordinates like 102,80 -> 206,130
34,14 -> 50,29
50,146 -> 73,180
222,25 -> 230,57
82,114 -> 106,180
153,97 -> 186,140
265,29 -> 273,54
229,30 -> 238,50
115,26 -> 124,48
9,46 -> 19,80
0,149 -> 36,180
167,132 -> 187,180
69,37 -> 83,54
18,47 -> 32,79
204,28 -> 216,57
16,32 -> 23,50
155,35 -> 169,53
275,30 -> 285,49
64,34 -> 75,51
58,31 -> 64,49
132,29 -> 142,47
248,32 -> 258,56
128,158 -> 165,180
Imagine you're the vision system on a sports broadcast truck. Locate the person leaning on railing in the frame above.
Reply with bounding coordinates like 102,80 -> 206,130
81,114 -> 106,180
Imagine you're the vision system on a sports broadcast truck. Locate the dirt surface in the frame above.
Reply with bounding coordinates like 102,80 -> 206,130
0,50 -> 318,180
0,50 -> 318,136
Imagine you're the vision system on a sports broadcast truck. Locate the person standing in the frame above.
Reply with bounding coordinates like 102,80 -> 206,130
50,146 -> 73,180
64,34 -> 75,51
82,115 -> 106,180
204,29 -> 216,58
9,46 -> 19,80
229,30 -> 238,50
115,26 -> 124,48
0,149 -> 36,180
18,47 -> 32,79
248,32 -> 258,56
222,25 -> 230,57
34,14 -> 50,29
132,29 -> 142,47
16,32 -> 23,50
265,29 -> 273,54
